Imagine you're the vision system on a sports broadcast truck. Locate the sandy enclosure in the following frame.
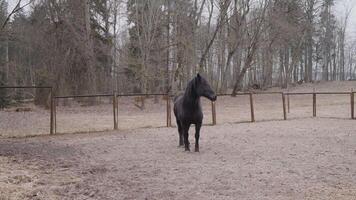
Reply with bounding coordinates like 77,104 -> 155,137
1,81 -> 356,137
0,82 -> 356,199
1,118 -> 356,199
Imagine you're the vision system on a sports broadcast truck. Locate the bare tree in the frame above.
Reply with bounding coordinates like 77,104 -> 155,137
0,0 -> 32,31
3,0 -> 355,99
232,0 -> 270,95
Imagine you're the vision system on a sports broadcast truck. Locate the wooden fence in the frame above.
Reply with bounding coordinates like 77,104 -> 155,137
285,90 -> 354,119
53,93 -> 171,133
1,86 -> 355,135
0,86 -> 55,135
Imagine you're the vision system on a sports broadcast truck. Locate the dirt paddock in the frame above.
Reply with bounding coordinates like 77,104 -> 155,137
1,82 -> 356,199
1,118 -> 356,200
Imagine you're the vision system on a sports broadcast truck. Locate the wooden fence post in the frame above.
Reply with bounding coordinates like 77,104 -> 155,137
249,93 -> 255,122
54,97 -> 57,134
313,88 -> 316,117
212,101 -> 216,125
282,93 -> 287,120
117,95 -> 119,129
50,87 -> 54,134
287,93 -> 290,113
113,92 -> 118,130
351,88 -> 354,119
166,95 -> 171,127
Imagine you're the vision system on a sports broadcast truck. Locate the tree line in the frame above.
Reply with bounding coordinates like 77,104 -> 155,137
0,0 -> 355,106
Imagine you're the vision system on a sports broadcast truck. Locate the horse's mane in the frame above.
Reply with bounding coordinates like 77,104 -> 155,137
173,76 -> 198,103
183,77 -> 197,99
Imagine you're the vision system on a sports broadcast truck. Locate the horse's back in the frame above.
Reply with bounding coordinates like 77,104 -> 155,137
173,93 -> 183,103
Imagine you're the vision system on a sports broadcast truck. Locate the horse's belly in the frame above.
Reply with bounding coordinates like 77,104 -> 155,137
181,112 -> 203,124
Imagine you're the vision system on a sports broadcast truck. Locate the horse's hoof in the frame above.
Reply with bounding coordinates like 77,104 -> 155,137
185,148 -> 190,152
195,148 -> 199,152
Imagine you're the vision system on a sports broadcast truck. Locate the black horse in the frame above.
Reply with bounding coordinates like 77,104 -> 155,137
173,74 -> 217,152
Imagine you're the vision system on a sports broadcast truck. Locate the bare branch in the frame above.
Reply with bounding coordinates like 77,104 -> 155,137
1,0 -> 33,30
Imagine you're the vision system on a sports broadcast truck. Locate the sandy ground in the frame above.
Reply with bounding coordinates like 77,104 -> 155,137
1,118 -> 356,199
1,82 -> 356,199
1,81 -> 356,137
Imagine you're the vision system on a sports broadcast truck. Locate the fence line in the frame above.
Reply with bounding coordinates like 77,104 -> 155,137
55,94 -> 113,99
55,93 -> 174,99
0,86 -> 52,89
0,86 -> 54,135
285,92 -> 351,95
1,86 -> 356,136
285,90 -> 355,119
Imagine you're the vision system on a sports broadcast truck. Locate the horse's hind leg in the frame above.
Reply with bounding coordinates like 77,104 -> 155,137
176,120 -> 184,147
195,122 -> 202,152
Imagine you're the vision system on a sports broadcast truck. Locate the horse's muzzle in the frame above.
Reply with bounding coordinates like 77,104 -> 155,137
210,95 -> 217,102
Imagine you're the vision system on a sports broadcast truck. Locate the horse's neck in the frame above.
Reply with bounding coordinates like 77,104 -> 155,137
182,95 -> 200,108
182,85 -> 200,108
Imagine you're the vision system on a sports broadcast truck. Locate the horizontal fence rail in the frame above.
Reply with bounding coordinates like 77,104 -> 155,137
285,92 -> 352,95
55,94 -> 114,99
117,93 -> 170,97
217,91 -> 283,96
55,93 -> 173,99
1,86 -> 355,137
0,86 -> 52,89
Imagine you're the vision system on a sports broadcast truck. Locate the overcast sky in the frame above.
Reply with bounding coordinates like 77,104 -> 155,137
335,0 -> 356,39
7,0 -> 356,39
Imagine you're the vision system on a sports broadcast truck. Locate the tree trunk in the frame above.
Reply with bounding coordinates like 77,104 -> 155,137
279,49 -> 284,87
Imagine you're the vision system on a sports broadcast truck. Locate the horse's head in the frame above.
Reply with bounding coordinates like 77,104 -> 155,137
195,74 -> 217,101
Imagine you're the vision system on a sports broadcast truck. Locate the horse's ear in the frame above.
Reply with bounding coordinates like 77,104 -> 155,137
194,74 -> 200,85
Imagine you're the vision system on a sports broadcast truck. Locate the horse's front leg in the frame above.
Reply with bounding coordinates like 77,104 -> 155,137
195,122 -> 202,152
176,119 -> 184,147
182,123 -> 190,151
